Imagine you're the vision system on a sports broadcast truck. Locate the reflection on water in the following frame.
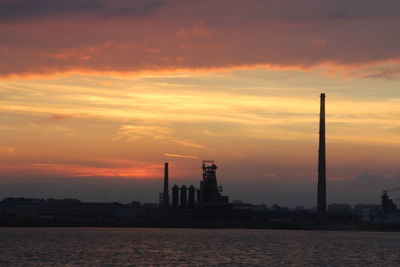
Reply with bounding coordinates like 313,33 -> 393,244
0,228 -> 399,266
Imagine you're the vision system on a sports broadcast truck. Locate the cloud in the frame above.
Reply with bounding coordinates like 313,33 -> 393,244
0,0 -> 165,22
386,186 -> 400,193
164,153 -> 199,159
0,175 -> 163,203
170,139 -> 206,149
0,146 -> 16,155
224,172 -> 400,207
330,173 -> 400,203
115,124 -> 206,148
49,114 -> 72,121
116,125 -> 173,139
324,0 -> 400,21
363,70 -> 400,79
116,125 -> 174,140
0,161 -> 162,179
1,0 -> 400,77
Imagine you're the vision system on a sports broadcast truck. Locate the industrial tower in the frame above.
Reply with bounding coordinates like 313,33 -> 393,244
199,160 -> 229,205
163,162 -> 169,207
318,93 -> 327,220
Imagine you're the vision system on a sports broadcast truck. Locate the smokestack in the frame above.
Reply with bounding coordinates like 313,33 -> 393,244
163,162 -> 169,206
318,93 -> 326,220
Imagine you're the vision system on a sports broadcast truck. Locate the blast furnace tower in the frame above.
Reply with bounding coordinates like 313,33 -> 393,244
199,160 -> 229,205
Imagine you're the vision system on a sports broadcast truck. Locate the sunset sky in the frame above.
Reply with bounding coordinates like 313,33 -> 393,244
1,0 -> 400,207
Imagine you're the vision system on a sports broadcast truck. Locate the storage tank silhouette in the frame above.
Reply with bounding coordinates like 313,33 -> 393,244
188,185 -> 196,207
172,185 -> 179,207
180,185 -> 187,208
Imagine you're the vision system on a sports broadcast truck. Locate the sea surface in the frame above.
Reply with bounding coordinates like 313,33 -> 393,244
0,228 -> 399,266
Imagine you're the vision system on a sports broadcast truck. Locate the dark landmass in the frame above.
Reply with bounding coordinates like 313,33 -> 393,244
1,197 -> 399,231
1,159 -> 398,231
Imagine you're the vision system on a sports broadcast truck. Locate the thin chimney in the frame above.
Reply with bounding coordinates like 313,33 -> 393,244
318,93 -> 326,220
163,162 -> 169,206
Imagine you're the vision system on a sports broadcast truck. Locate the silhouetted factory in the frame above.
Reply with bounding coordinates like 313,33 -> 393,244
0,93 -> 398,229
160,160 -> 229,208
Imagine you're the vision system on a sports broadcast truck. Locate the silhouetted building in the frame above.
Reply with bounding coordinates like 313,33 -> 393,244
354,204 -> 381,214
196,189 -> 201,204
162,162 -> 169,207
172,185 -> 179,207
382,191 -> 389,213
180,185 -> 187,208
0,198 -> 131,226
328,204 -> 352,215
188,185 -> 196,207
199,161 -> 229,205
318,93 -> 327,221
382,191 -> 397,214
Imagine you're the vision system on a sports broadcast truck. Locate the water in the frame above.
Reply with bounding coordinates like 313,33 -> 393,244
0,228 -> 399,266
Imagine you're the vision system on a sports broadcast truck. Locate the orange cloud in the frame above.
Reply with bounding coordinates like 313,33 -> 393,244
49,114 -> 72,121
0,147 -> 16,155
0,162 -> 162,179
164,153 -> 199,159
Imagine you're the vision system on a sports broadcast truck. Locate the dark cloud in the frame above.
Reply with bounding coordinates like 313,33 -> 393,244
1,0 -> 400,77
386,186 -> 400,193
0,176 -> 161,203
0,0 -> 165,22
224,173 -> 400,207
325,0 -> 400,21
364,70 -> 400,79
329,174 -> 400,204
3,0 -> 400,24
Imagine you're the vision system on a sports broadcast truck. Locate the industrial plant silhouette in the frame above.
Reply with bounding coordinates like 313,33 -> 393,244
160,160 -> 229,209
0,94 -> 398,229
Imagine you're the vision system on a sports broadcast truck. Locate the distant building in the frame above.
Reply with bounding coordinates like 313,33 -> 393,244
354,204 -> 381,215
159,192 -> 169,207
231,203 -> 266,211
328,204 -> 353,214
271,204 -> 289,211
381,191 -> 397,214
159,193 -> 164,206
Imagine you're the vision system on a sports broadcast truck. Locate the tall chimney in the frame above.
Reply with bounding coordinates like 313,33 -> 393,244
318,93 -> 326,220
163,162 -> 169,206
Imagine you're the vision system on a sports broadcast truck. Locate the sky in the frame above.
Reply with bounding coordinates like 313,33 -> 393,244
1,0 -> 400,207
